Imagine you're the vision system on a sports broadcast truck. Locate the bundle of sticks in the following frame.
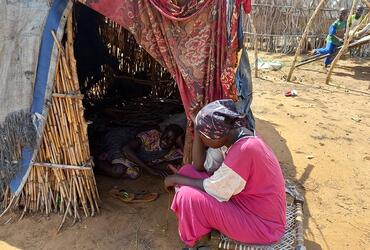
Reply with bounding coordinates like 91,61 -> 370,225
2,13 -> 100,228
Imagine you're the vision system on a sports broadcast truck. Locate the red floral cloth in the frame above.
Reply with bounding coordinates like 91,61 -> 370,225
136,129 -> 183,164
238,0 -> 251,13
149,0 -> 212,20
79,0 -> 248,115
137,129 -> 162,152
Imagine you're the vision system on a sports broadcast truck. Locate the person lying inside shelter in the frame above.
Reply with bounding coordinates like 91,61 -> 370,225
312,8 -> 348,69
164,99 -> 286,249
96,124 -> 184,179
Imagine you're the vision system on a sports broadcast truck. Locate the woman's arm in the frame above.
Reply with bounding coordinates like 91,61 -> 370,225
192,131 -> 207,171
176,135 -> 184,150
189,103 -> 207,171
164,174 -> 205,191
122,138 -> 160,176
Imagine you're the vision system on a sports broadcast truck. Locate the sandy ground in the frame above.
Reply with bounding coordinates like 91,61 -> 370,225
0,52 -> 369,250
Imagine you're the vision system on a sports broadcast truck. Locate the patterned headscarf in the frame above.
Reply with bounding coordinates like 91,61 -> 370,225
195,99 -> 247,140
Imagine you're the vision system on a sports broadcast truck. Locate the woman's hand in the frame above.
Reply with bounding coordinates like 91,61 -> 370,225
164,174 -> 205,192
167,164 -> 178,174
164,175 -> 178,192
148,168 -> 169,178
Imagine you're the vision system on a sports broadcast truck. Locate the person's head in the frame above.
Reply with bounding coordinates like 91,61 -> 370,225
339,8 -> 348,21
355,6 -> 364,18
160,124 -> 184,149
194,99 -> 247,148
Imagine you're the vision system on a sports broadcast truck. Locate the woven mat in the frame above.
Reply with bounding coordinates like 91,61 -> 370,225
218,203 -> 297,250
217,180 -> 305,250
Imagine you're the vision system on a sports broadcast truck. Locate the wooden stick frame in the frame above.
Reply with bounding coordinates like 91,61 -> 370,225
287,0 -> 327,82
325,0 -> 360,85
287,0 -> 370,85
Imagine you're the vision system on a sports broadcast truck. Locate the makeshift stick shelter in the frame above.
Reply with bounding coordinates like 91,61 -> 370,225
326,0 -> 370,84
245,0 -> 370,56
286,0 -> 370,82
1,1 -> 307,248
244,0 -> 339,54
0,0 -> 253,224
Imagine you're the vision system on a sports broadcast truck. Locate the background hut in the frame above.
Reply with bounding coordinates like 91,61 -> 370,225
245,0 -> 370,56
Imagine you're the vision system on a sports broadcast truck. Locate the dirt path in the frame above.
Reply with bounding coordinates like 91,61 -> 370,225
0,52 -> 369,250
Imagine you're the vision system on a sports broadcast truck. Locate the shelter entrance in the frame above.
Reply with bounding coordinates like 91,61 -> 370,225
74,3 -> 186,181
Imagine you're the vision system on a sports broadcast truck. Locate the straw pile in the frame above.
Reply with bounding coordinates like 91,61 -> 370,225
2,13 -> 99,227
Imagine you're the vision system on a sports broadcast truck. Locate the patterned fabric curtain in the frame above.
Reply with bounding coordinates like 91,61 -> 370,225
79,0 -> 249,114
148,0 -> 213,20
79,0 -> 251,162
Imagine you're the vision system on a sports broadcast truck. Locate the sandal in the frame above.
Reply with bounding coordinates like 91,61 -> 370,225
109,188 -> 135,202
109,188 -> 159,203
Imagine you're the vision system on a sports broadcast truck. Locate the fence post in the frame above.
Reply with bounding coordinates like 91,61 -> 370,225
287,0 -> 327,82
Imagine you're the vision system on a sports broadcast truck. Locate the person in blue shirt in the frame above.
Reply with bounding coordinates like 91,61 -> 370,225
313,8 -> 348,68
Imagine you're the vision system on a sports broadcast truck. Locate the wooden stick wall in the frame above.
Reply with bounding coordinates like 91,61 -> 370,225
245,2 -> 350,54
83,16 -> 178,107
2,13 -> 99,227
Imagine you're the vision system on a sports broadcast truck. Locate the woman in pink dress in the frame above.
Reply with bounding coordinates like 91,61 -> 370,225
164,99 -> 286,249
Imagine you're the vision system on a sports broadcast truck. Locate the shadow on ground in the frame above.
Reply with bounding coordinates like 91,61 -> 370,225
0,118 -> 324,249
335,65 -> 370,81
256,118 -> 323,249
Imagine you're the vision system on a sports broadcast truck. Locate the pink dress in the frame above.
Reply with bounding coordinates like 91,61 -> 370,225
171,136 -> 286,246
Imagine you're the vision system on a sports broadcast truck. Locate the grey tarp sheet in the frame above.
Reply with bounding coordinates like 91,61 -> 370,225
0,0 -> 49,122
0,0 -> 71,195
